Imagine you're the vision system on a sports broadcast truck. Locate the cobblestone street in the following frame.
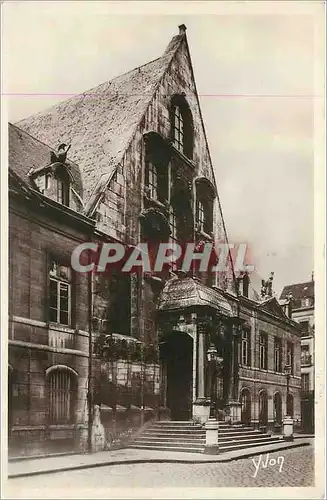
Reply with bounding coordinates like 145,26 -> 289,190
6,447 -> 314,497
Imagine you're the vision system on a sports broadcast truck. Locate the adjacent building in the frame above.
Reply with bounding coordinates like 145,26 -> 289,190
8,25 -> 302,457
280,278 -> 315,432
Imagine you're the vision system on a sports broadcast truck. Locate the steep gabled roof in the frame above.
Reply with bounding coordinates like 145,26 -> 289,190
16,31 -> 185,208
280,281 -> 315,301
9,123 -> 83,196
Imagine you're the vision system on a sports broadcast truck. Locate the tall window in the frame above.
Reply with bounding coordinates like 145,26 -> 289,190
48,368 -> 76,424
274,338 -> 282,372
169,206 -> 178,241
301,373 -> 310,391
195,180 -> 215,235
148,162 -> 158,200
286,342 -> 294,374
299,320 -> 309,336
108,270 -> 131,336
259,333 -> 268,370
241,329 -> 251,366
197,201 -> 205,232
171,95 -> 193,158
172,106 -> 184,153
57,176 -> 70,206
45,173 -> 51,190
49,261 -> 71,325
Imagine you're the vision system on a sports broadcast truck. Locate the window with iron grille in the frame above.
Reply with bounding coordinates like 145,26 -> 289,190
286,342 -> 294,374
49,261 -> 71,325
48,368 -> 76,424
259,333 -> 268,370
274,338 -> 282,372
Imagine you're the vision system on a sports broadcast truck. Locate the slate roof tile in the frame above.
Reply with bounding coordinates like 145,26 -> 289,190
16,33 -> 184,208
8,123 -> 83,195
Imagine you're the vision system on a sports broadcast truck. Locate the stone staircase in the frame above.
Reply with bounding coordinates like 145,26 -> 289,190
129,421 -> 282,454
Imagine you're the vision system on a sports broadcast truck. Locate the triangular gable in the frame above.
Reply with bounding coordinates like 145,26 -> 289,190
16,33 -> 185,211
258,297 -> 288,319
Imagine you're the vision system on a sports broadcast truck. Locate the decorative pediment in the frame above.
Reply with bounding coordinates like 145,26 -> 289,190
258,297 -> 287,319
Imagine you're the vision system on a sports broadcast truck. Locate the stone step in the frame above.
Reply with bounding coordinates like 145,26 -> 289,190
151,425 -> 203,431
134,436 -> 205,444
129,444 -> 204,454
131,420 -> 281,455
143,429 -> 205,435
218,435 -> 272,443
219,439 -> 281,452
144,428 -> 259,437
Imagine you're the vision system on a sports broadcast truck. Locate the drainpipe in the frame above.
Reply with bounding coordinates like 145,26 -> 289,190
87,250 -> 93,453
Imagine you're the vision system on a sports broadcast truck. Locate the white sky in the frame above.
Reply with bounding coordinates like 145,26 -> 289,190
3,2 -> 318,296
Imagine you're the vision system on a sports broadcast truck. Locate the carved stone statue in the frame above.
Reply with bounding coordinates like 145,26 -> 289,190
50,143 -> 71,164
261,272 -> 274,298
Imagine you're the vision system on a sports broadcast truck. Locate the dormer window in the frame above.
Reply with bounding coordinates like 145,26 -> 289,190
170,95 -> 193,159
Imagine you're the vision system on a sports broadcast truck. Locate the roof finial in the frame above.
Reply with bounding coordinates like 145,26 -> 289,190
178,24 -> 187,35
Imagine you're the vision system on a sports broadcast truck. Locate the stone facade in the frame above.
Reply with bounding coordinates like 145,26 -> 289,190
8,25 -> 302,457
280,280 -> 315,432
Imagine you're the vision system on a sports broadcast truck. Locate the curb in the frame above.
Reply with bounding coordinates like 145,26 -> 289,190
8,441 -> 311,479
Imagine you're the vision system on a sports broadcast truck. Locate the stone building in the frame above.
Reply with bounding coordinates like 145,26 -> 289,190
8,25 -> 302,457
280,278 -> 315,432
8,124 -> 94,457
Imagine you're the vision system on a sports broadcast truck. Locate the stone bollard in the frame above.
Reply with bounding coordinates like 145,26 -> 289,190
91,405 -> 106,452
204,418 -> 219,454
282,416 -> 294,441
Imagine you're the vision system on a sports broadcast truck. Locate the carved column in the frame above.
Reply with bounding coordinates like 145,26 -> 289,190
192,317 -> 210,424
226,319 -> 242,423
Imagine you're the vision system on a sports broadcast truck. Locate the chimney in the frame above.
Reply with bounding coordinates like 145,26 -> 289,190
178,24 -> 187,35
286,294 -> 293,318
242,272 -> 250,298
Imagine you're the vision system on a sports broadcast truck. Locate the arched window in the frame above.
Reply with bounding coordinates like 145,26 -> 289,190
170,95 -> 193,159
47,366 -> 77,425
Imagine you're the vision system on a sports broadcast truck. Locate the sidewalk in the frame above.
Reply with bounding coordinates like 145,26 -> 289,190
8,438 -> 313,479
